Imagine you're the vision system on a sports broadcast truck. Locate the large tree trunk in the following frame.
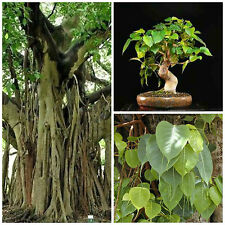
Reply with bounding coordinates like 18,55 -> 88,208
2,3 -> 111,222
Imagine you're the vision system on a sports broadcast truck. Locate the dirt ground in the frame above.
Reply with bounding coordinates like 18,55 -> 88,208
3,204 -> 111,223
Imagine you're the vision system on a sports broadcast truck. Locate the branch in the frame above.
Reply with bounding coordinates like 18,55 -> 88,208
66,28 -> 111,79
86,85 -> 111,104
87,63 -> 109,86
95,59 -> 111,75
47,3 -> 57,18
7,48 -> 21,106
88,73 -> 110,86
2,125 -> 18,150
2,92 -> 23,129
42,21 -> 60,60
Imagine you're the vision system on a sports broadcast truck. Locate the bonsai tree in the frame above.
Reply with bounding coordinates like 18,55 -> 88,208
122,17 -> 212,94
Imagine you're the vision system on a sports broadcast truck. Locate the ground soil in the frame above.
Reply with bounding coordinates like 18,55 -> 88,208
2,204 -> 111,223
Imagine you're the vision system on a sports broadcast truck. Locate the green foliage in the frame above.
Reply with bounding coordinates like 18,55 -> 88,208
114,115 -> 222,222
3,2 -> 111,98
122,17 -> 212,86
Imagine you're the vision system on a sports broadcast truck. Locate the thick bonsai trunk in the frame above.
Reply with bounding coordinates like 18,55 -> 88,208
158,63 -> 178,94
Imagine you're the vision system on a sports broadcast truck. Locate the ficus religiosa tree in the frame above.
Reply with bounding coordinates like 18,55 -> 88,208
2,2 -> 111,222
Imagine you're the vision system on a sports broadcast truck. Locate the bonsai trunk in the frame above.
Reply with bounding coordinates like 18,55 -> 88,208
158,63 -> 178,94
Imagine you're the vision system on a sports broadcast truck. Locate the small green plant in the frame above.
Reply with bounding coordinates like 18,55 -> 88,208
114,114 -> 222,223
122,17 -> 212,93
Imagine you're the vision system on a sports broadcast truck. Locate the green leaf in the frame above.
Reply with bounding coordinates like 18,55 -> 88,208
167,214 -> 180,222
121,201 -> 136,218
138,134 -> 151,165
129,187 -> 150,210
145,201 -> 161,219
161,168 -> 182,192
115,140 -> 127,158
209,186 -> 222,206
174,144 -> 199,176
137,219 -> 149,223
193,34 -> 206,46
180,171 -> 195,197
200,114 -> 216,124
127,136 -> 139,142
156,121 -> 190,161
151,168 -> 159,180
201,202 -> 217,220
193,183 -> 212,214
196,142 -> 213,184
125,149 -> 140,168
159,179 -> 183,211
5,33 -> 8,39
185,20 -> 192,28
130,32 -> 142,41
170,33 -> 179,40
118,214 -> 134,223
189,55 -> 202,62
122,38 -> 131,54
114,132 -> 122,142
182,60 -> 189,73
135,28 -> 145,34
144,169 -> 156,182
187,124 -> 203,153
143,35 -> 153,47
214,175 -> 223,194
137,182 -> 150,190
146,135 -> 178,175
122,193 -> 130,201
185,27 -> 195,36
152,30 -> 165,44
165,17 -> 172,22
150,45 -> 160,54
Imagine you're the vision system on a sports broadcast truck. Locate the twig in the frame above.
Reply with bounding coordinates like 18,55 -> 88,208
115,120 -> 142,128
47,3 -> 57,19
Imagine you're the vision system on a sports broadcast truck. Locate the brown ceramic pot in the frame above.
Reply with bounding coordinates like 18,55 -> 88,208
137,91 -> 192,108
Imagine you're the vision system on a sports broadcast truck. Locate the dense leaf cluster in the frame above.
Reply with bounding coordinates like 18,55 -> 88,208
114,114 -> 222,222
122,17 -> 212,86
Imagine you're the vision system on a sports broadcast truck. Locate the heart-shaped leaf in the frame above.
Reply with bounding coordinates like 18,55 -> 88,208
209,186 -> 222,206
200,114 -> 216,124
145,201 -> 161,219
143,35 -> 153,47
146,135 -> 178,175
193,183 -> 212,214
138,134 -> 151,165
159,179 -> 183,211
174,144 -> 199,176
196,142 -> 213,184
161,168 -> 182,193
125,149 -> 140,168
129,187 -> 150,210
152,30 -> 165,43
180,171 -> 195,197
201,203 -> 217,220
156,121 -> 190,161
187,124 -> 203,153
121,201 -> 136,218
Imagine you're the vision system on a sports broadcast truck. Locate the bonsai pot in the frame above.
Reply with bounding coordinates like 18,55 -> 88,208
137,91 -> 192,109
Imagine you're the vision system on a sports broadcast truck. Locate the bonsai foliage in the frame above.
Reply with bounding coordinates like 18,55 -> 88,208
114,114 -> 222,223
122,17 -> 212,93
